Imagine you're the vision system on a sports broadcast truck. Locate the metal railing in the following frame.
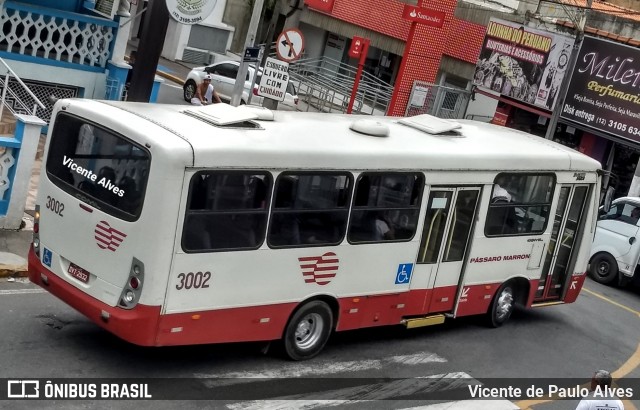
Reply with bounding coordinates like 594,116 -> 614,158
0,57 -> 46,121
259,41 -> 394,115
287,56 -> 394,115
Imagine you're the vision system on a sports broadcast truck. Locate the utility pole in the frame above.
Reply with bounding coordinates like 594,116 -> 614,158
544,0 -> 593,140
230,0 -> 265,106
127,0 -> 170,102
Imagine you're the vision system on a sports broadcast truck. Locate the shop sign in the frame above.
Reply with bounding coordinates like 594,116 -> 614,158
491,111 -> 509,126
472,18 -> 574,112
165,0 -> 217,25
402,5 -> 445,28
349,36 -> 367,59
304,0 -> 335,13
561,36 -> 640,144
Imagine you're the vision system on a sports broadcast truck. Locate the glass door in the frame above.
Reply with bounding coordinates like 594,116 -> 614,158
536,185 -> 589,301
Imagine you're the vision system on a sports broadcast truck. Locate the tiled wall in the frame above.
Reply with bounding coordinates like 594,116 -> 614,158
313,0 -> 486,116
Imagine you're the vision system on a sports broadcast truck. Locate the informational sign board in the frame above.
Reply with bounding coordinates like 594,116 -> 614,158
402,4 -> 445,28
561,36 -> 640,144
276,29 -> 305,62
349,36 -> 367,59
410,85 -> 429,107
165,0 -> 217,25
257,57 -> 289,102
472,18 -> 574,111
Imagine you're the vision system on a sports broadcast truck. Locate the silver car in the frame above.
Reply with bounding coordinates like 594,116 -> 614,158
183,60 -> 298,109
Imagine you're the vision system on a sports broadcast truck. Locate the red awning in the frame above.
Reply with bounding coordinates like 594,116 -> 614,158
473,87 -> 552,118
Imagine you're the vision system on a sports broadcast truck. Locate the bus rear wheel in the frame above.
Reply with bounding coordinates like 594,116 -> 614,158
487,282 -> 515,328
283,301 -> 333,361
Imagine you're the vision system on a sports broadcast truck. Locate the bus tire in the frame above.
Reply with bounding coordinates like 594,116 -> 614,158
487,282 -> 515,328
589,253 -> 618,285
283,301 -> 333,361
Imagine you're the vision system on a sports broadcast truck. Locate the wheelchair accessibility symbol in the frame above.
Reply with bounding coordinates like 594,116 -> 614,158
42,248 -> 52,268
395,263 -> 413,284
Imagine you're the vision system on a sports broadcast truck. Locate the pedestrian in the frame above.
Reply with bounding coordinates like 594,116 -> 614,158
125,50 -> 136,86
575,370 -> 624,410
191,75 -> 222,106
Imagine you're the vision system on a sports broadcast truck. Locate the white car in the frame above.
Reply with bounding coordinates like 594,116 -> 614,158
589,196 -> 640,286
183,60 -> 298,109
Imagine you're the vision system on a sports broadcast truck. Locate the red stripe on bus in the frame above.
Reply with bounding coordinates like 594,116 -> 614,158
28,247 -> 562,348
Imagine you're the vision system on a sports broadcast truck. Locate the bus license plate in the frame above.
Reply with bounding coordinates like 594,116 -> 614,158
68,263 -> 90,283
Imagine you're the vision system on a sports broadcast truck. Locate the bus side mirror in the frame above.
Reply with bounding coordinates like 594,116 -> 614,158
603,186 -> 615,213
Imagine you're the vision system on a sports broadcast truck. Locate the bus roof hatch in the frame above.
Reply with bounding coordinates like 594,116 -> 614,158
183,103 -> 259,126
397,114 -> 461,135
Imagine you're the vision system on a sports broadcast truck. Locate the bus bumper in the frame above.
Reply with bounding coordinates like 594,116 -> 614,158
28,246 -> 161,346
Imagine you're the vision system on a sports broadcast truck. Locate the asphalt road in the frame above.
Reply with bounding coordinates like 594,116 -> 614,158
1,275 -> 638,410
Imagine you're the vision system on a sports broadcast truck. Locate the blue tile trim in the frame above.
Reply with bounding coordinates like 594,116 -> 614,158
0,53 -> 105,73
0,136 -> 21,148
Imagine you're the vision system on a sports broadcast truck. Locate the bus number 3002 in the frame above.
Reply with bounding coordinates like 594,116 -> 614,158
46,195 -> 64,216
176,271 -> 211,290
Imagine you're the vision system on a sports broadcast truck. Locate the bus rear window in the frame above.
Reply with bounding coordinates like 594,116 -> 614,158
46,113 -> 150,221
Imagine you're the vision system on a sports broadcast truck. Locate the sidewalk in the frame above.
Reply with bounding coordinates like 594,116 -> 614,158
0,52 -> 191,279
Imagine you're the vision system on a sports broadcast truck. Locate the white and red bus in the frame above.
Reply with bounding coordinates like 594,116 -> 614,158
29,100 -> 602,360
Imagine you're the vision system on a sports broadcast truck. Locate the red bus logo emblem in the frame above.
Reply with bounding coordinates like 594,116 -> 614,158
95,220 -> 127,251
298,252 -> 339,285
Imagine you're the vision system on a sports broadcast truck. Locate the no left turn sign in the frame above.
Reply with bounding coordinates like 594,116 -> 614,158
276,28 -> 305,62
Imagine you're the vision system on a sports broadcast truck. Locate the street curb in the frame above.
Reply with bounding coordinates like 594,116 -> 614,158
0,265 -> 28,278
156,70 -> 184,86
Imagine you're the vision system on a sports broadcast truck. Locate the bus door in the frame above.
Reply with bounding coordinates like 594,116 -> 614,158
535,184 -> 589,301
414,187 -> 480,313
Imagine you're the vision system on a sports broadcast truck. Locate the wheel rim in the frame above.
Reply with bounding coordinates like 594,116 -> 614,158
185,83 -> 195,99
294,312 -> 324,350
596,260 -> 611,277
495,287 -> 514,321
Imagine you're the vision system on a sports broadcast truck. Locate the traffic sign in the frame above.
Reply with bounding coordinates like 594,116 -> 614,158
257,57 -> 289,102
243,46 -> 261,62
276,28 -> 305,62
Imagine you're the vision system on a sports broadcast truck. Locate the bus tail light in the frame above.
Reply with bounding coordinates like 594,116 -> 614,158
33,205 -> 40,258
252,87 -> 258,96
118,257 -> 145,309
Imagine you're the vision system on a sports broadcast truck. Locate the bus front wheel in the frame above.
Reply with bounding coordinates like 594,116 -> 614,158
487,282 -> 515,328
283,301 -> 333,361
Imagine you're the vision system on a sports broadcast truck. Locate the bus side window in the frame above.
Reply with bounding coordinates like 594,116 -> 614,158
268,173 -> 352,247
182,171 -> 271,252
485,173 -> 555,237
348,173 -> 424,243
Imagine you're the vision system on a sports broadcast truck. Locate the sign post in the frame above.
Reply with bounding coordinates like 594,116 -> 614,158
231,0 -> 264,106
347,36 -> 369,114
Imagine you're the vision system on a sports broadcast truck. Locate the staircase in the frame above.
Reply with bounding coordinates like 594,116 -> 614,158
0,57 -> 46,135
0,109 -> 16,135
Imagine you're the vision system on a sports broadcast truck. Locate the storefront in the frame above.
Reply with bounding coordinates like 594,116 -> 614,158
471,19 -> 640,198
